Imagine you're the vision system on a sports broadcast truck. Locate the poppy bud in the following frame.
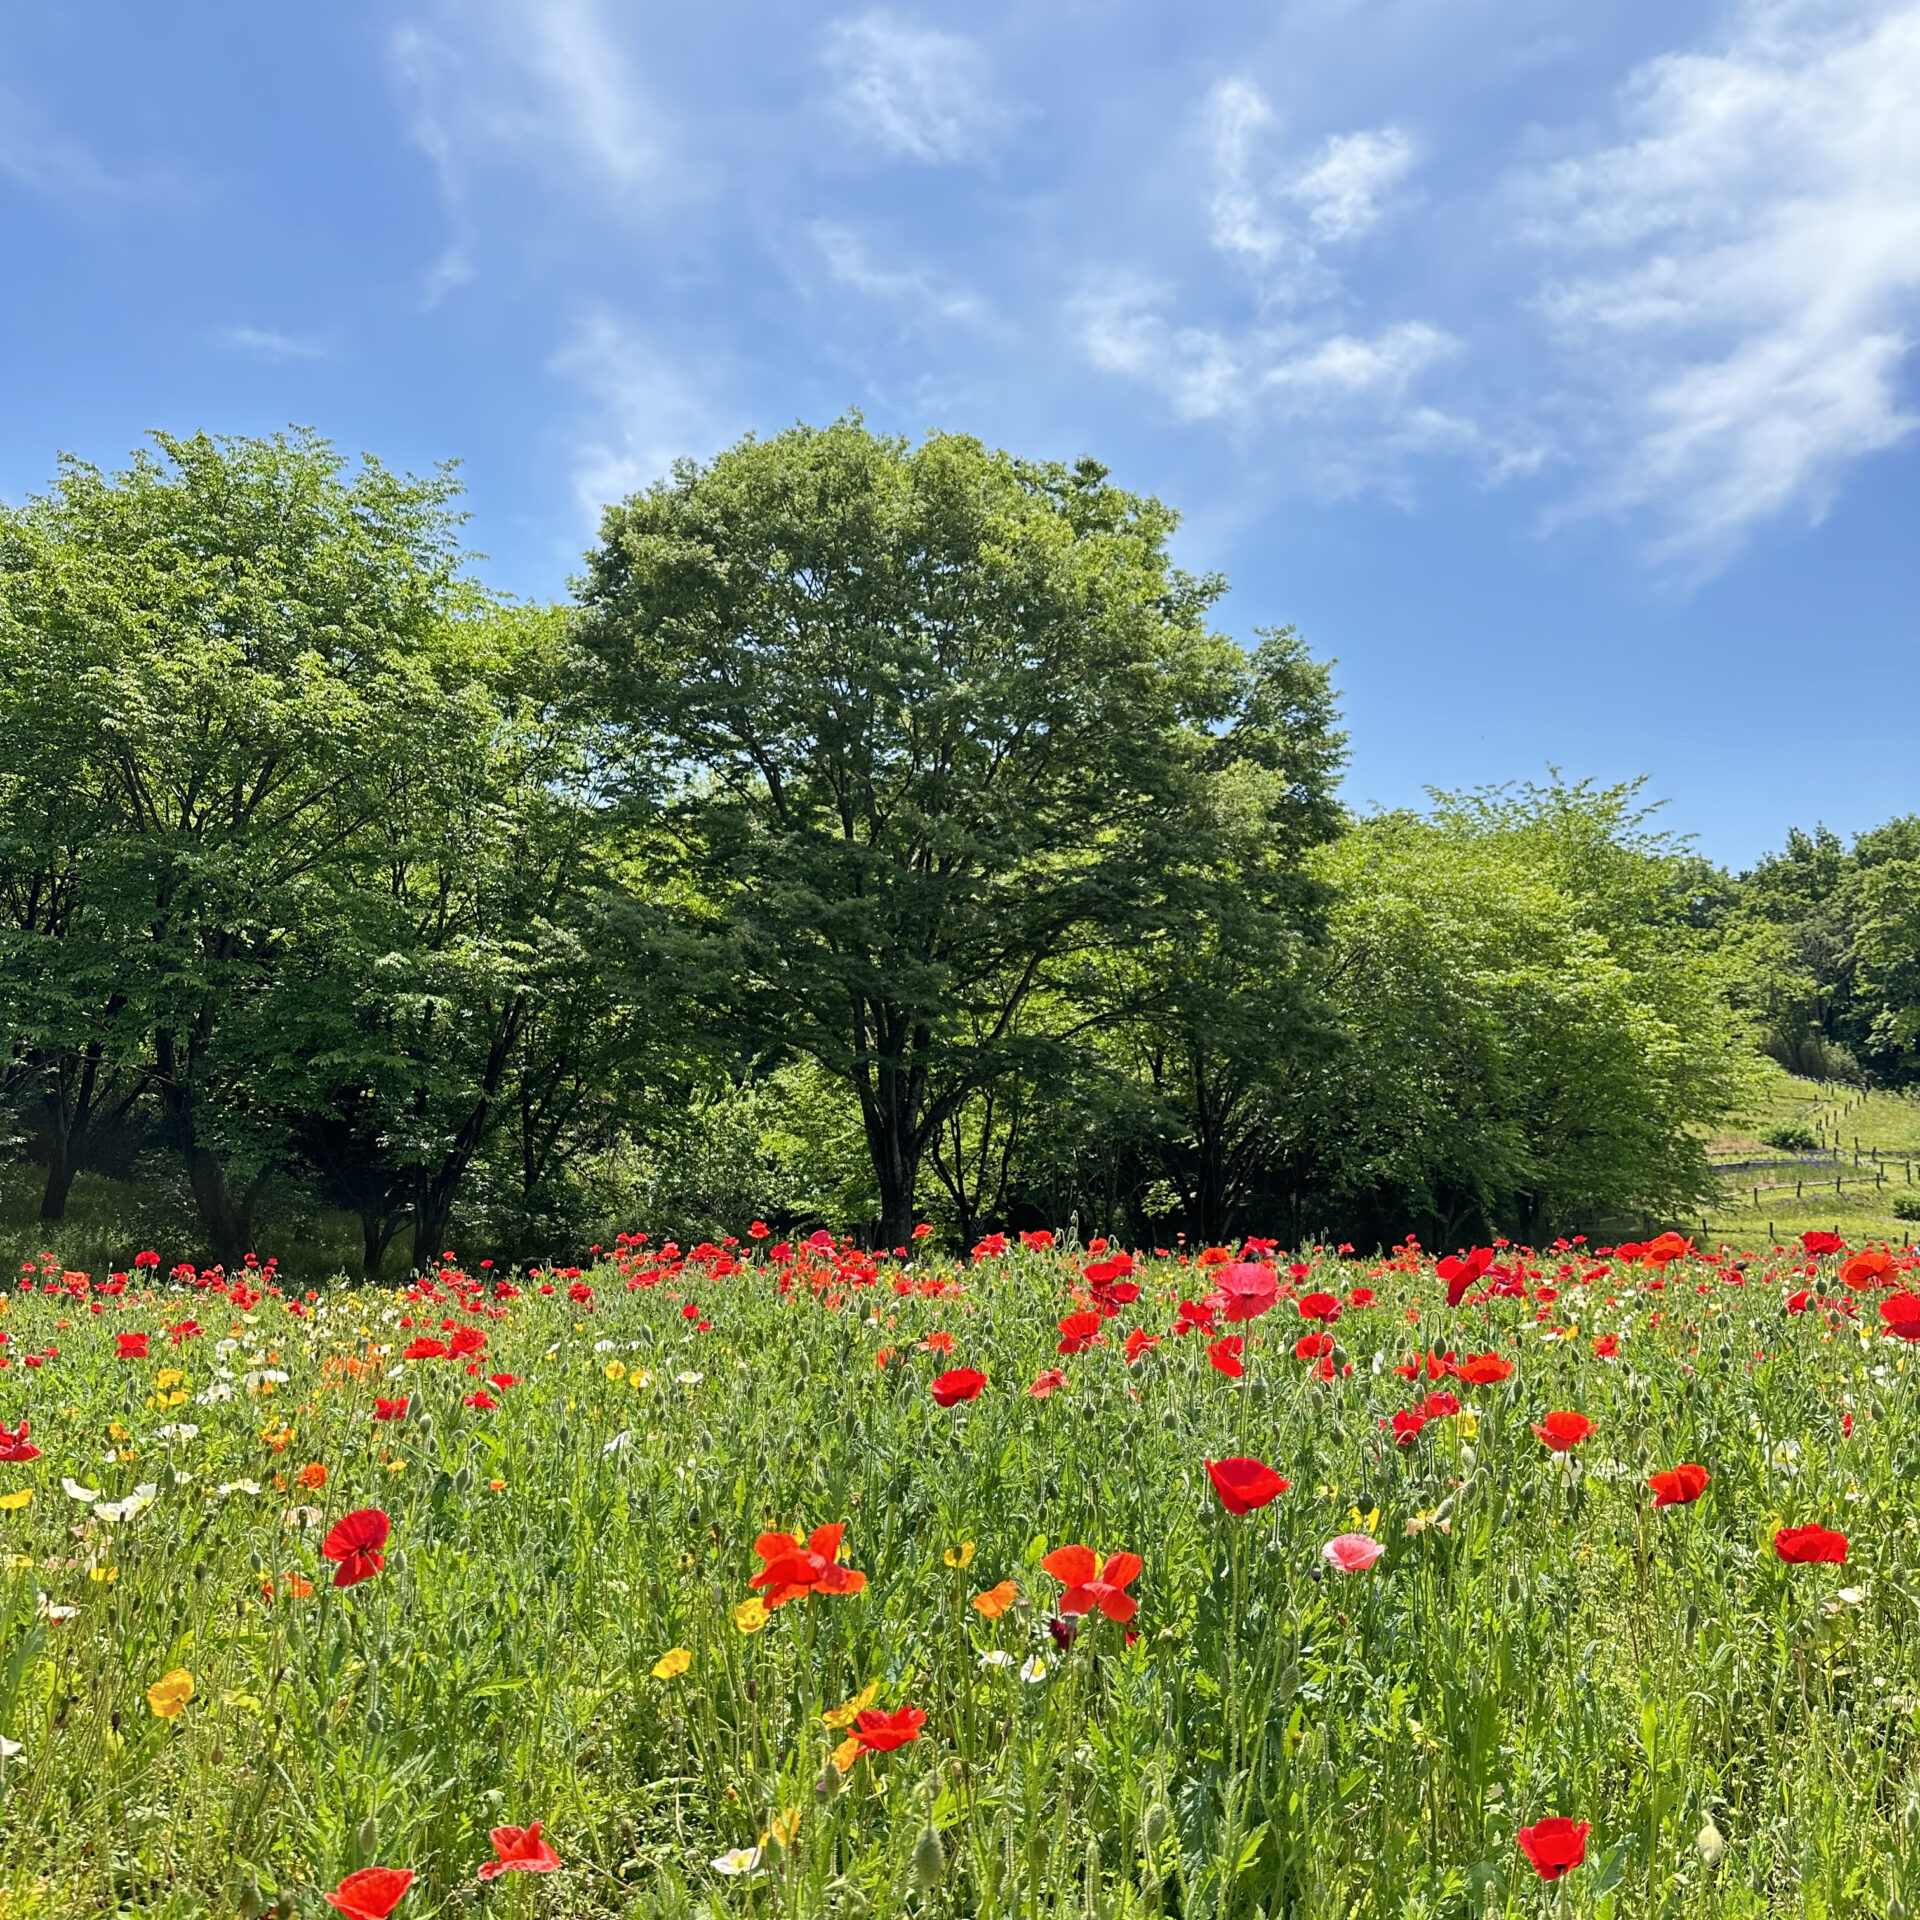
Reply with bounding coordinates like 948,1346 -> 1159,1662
1695,1817 -> 1725,1869
1273,1663 -> 1301,1704
364,1706 -> 383,1733
1141,1801 -> 1171,1853
814,1759 -> 843,1801
1083,1832 -> 1101,1895
911,1825 -> 945,1890
1506,1570 -> 1522,1604
247,1548 -> 265,1574
236,1874 -> 266,1920
1685,1601 -> 1699,1640
356,1815 -> 378,1856
452,1465 -> 472,1492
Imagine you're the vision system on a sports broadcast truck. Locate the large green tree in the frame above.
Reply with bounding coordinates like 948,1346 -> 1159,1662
578,419 -> 1340,1244
0,431 -> 473,1261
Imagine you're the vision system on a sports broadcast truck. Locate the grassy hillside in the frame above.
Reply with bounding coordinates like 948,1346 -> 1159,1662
1700,1064 -> 1920,1252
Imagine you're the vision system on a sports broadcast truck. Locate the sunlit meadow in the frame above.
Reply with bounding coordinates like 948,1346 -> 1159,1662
1,1225 -> 1917,1919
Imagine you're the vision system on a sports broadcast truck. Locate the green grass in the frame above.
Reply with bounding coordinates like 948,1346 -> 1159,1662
0,1230 -> 1917,1917
1700,1067 -> 1920,1254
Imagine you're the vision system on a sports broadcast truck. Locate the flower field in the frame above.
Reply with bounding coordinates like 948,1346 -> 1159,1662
1,1226 -> 1918,1919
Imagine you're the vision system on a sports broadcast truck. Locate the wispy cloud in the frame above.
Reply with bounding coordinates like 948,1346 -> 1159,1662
1077,279 -> 1455,425
1520,0 -> 1920,565
549,312 -> 739,522
821,11 -> 1005,164
217,326 -> 331,363
0,87 -> 122,198
390,0 -> 667,294
810,221 -> 989,328
1205,78 -> 1414,296
1075,79 -> 1455,490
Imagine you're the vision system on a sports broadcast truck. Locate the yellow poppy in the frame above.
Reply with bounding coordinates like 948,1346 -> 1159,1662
652,1647 -> 693,1679
822,1681 -> 879,1728
147,1669 -> 194,1719
732,1597 -> 769,1635
943,1541 -> 976,1569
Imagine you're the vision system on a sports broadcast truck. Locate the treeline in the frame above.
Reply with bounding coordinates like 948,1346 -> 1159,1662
0,422 -> 1889,1270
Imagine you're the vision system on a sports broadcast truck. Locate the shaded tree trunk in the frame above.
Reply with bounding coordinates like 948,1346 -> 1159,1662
409,996 -> 526,1272
156,1025 -> 266,1267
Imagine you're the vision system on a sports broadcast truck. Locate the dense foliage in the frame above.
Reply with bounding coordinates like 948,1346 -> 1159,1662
0,422 -> 1886,1268
0,1230 -> 1914,1916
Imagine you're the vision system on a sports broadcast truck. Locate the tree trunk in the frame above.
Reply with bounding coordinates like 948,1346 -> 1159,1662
39,1143 -> 80,1223
156,1028 -> 262,1267
36,1041 -> 104,1223
864,1094 -> 921,1250
409,996 -> 526,1272
361,1206 -> 405,1280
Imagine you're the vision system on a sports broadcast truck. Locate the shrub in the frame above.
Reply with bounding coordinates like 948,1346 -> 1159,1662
1762,1124 -> 1821,1154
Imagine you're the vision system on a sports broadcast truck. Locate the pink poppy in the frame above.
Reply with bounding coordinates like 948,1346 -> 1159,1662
1322,1533 -> 1384,1573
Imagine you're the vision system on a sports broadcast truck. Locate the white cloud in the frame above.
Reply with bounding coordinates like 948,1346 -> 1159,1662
1289,129 -> 1417,244
391,0 -> 665,288
1075,80 -> 1446,485
1521,0 -> 1920,562
822,11 -> 1003,163
550,313 -> 738,521
1205,78 -> 1413,293
217,326 -> 330,363
0,88 -> 123,197
1077,280 -> 1455,425
810,221 -> 989,327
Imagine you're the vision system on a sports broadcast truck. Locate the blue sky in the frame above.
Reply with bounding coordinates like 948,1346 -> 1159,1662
4,0 -> 1917,866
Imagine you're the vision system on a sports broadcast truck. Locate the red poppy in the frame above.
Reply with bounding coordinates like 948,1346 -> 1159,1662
321,1507 -> 392,1588
1647,1463 -> 1710,1507
1027,1368 -> 1066,1398
325,1866 -> 415,1920
1040,1545 -> 1141,1622
1056,1312 -> 1105,1355
1785,1289 -> 1812,1315
448,1326 -> 487,1356
1206,1456 -> 1290,1514
373,1398 -> 409,1422
751,1523 -> 868,1606
930,1367 -> 987,1406
1774,1523 -> 1848,1564
488,1373 -> 520,1389
1531,1411 -> 1593,1452
0,1418 -> 38,1463
1294,1332 -> 1333,1360
1421,1390 -> 1461,1419
1296,1291 -> 1341,1323
1215,1263 -> 1279,1323
1879,1293 -> 1920,1340
115,1332 -> 150,1360
477,1822 -> 560,1880
1592,1333 -> 1620,1358
1438,1247 -> 1493,1306
1124,1327 -> 1159,1365
1841,1248 -> 1895,1291
1390,1408 -> 1428,1446
1346,1287 -> 1376,1308
1173,1298 -> 1216,1335
1801,1231 -> 1845,1256
1516,1817 -> 1589,1881
1207,1335 -> 1244,1378
851,1704 -> 927,1753
401,1337 -> 449,1361
463,1390 -> 498,1410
